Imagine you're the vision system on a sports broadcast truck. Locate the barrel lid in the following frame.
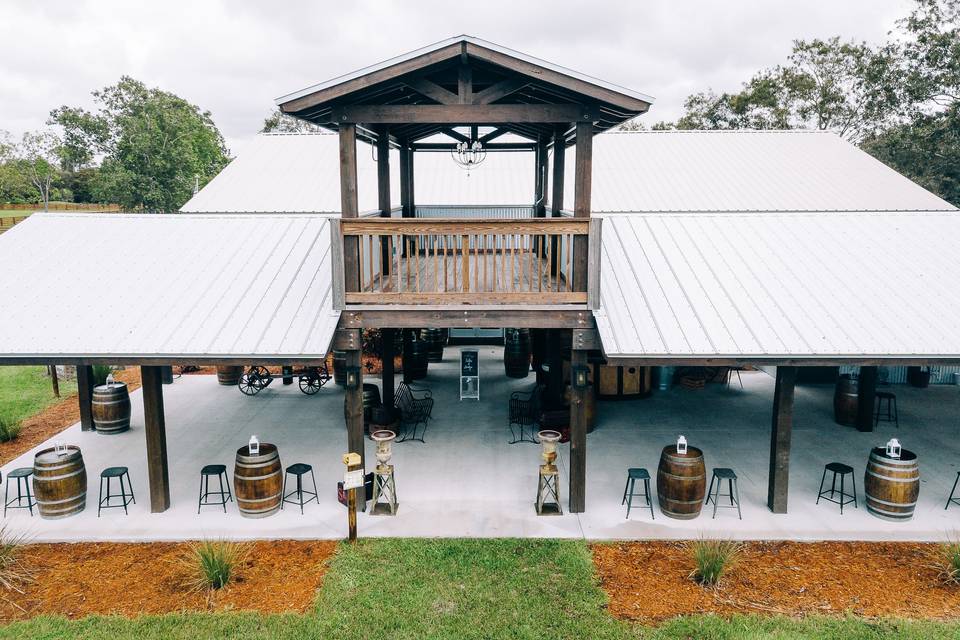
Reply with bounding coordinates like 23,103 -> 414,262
871,446 -> 917,462
663,444 -> 703,458
94,382 -> 127,392
34,445 -> 82,464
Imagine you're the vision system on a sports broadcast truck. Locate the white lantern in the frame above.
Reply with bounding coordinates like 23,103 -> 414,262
677,435 -> 688,455
54,440 -> 67,456
886,438 -> 902,459
249,435 -> 260,455
106,373 -> 115,387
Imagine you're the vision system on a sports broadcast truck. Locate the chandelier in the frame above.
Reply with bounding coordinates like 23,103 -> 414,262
451,139 -> 487,171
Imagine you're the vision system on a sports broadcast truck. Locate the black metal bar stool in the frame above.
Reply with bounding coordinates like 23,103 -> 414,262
4,467 -> 35,516
621,468 -> 654,519
198,464 -> 232,513
282,463 -> 319,514
706,467 -> 742,519
98,466 -> 135,516
946,471 -> 960,510
874,391 -> 899,429
817,462 -> 857,514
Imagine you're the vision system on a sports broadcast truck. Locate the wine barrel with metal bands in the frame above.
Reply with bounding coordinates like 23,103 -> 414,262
864,447 -> 920,521
657,445 -> 706,520
333,350 -> 348,386
833,374 -> 858,427
504,328 -> 531,379
402,336 -> 429,381
33,445 -> 87,519
421,328 -> 446,363
234,443 -> 283,518
216,365 -> 244,386
92,383 -> 131,434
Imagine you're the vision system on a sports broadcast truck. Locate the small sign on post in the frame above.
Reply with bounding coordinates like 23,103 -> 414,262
342,452 -> 362,542
460,349 -> 479,401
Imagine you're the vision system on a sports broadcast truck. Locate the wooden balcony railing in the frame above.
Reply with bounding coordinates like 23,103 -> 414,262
333,218 -> 599,306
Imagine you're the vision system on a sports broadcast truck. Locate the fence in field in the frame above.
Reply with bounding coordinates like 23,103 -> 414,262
0,215 -> 28,234
0,202 -> 121,212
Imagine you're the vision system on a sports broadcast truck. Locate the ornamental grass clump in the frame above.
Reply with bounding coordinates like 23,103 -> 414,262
689,538 -> 741,587
177,540 -> 251,592
0,524 -> 33,593
91,365 -> 113,387
938,539 -> 960,585
0,416 -> 22,443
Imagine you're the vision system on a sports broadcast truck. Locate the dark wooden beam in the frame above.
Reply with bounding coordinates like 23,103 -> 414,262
857,366 -> 878,433
141,366 -> 170,513
399,141 -> 412,218
381,328 -> 396,410
458,64 -> 472,104
345,346 -> 366,472
550,126 -> 566,276
411,142 -> 535,151
405,78 -> 458,105
340,124 -> 360,293
572,120 -> 592,292
377,126 -> 392,275
76,365 -> 95,431
473,78 -> 528,104
767,365 -> 797,514
535,137 -> 548,217
480,128 -> 509,144
569,347 -> 588,513
332,104 -> 597,125
441,127 -> 469,143
339,308 -> 595,330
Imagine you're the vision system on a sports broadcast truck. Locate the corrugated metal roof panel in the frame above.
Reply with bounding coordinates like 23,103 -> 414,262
0,213 -> 339,360
596,211 -> 960,360
564,131 -> 955,213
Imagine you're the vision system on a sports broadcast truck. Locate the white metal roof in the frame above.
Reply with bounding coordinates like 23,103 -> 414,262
0,213 -> 339,361
275,35 -> 655,107
566,131 -> 956,213
596,211 -> 960,361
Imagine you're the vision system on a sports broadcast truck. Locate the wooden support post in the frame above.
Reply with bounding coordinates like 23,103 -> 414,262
282,366 -> 293,385
381,328 -> 396,409
545,330 -> 564,408
569,347 -> 588,513
141,366 -> 171,513
399,141 -> 411,218
767,365 -> 797,514
377,126 -> 392,275
572,120 -> 593,292
49,365 -> 60,398
339,124 -> 360,293
344,347 -> 365,472
535,137 -> 548,218
857,366 -> 878,433
550,126 -> 565,276
76,365 -> 95,431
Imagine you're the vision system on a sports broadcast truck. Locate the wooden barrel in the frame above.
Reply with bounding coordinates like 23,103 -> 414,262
402,335 -> 428,381
332,350 -> 347,386
865,447 -> 920,521
362,383 -> 382,424
656,445 -> 706,519
33,446 -> 87,519
504,328 -> 531,379
833,375 -> 858,426
421,328 -> 446,363
234,443 -> 283,518
92,383 -> 131,434
216,365 -> 243,386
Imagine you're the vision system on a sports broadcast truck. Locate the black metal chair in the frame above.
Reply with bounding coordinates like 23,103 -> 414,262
946,471 -> 960,510
198,464 -> 232,513
706,467 -> 742,519
622,468 -> 654,519
4,467 -> 34,516
282,463 -> 319,514
816,462 -> 858,514
98,466 -> 135,516
509,384 -> 542,444
395,381 -> 433,443
874,391 -> 899,429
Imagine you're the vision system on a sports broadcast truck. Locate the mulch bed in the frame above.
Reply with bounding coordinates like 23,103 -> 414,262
0,540 -> 337,620
593,541 -> 960,623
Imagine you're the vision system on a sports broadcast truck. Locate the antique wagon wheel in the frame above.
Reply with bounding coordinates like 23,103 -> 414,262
251,366 -> 272,389
238,367 -> 264,395
299,369 -> 322,395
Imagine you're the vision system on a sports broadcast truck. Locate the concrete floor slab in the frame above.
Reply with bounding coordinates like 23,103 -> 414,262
3,348 -> 960,542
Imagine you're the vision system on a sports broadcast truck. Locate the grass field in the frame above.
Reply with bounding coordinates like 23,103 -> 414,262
0,365 -> 76,425
1,539 -> 958,639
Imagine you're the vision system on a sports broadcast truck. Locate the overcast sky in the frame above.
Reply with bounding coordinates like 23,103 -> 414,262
0,0 -> 912,156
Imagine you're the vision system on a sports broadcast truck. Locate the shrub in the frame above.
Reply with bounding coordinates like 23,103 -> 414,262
0,524 -> 32,592
939,539 -> 960,585
689,538 -> 741,587
91,365 -> 113,387
177,540 -> 251,592
0,416 -> 22,443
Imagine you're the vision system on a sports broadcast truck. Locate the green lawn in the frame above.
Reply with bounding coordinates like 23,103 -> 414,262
1,539 -> 959,639
0,366 -> 76,425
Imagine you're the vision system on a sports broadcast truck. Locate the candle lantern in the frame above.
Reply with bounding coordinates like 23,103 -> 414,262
371,429 -> 396,472
886,438 -> 902,459
370,429 -> 398,515
572,365 -> 590,389
535,430 -> 563,515
538,430 -> 562,471
248,435 -> 260,455
676,435 -> 688,455
345,365 -> 361,390
106,373 -> 115,387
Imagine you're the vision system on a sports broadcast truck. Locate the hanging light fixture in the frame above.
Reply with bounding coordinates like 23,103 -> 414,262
451,139 -> 487,171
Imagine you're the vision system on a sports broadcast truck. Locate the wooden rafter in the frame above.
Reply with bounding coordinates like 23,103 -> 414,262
405,77 -> 458,105
331,104 -> 597,124
472,77 -> 527,104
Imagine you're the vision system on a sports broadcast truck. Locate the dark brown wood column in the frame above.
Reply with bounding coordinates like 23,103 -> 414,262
377,126 -> 392,273
569,346 -> 588,513
141,366 -> 170,513
399,141 -> 412,218
572,120 -> 593,292
767,365 -> 797,513
339,123 -> 360,293
381,328 -> 396,410
856,365 -> 878,432
76,364 -> 95,431
534,137 -> 548,218
550,126 -> 566,275
336,329 -> 365,472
